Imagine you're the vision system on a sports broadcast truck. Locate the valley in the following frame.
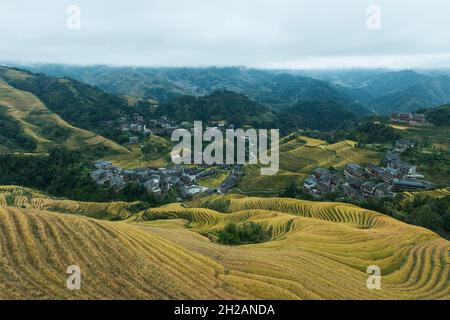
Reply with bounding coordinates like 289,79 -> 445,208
0,65 -> 449,300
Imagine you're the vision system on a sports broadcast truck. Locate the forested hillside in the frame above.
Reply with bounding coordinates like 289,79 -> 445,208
155,90 -> 276,128
0,67 -> 128,130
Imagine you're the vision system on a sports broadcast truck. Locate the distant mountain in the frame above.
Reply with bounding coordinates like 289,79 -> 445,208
17,64 -> 371,115
358,70 -> 426,96
18,65 -> 274,102
330,70 -> 450,114
255,73 -> 370,116
368,75 -> 450,114
155,90 -> 276,128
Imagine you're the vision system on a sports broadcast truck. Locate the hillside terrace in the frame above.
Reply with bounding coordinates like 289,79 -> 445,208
303,141 -> 432,200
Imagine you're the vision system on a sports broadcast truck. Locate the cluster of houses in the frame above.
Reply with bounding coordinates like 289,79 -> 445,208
101,113 -> 184,145
391,112 -> 427,126
303,139 -> 432,200
101,113 -> 236,145
90,161 -> 242,199
218,165 -> 243,193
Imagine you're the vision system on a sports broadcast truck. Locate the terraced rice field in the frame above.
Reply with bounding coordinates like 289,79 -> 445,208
0,79 -> 128,154
130,195 -> 450,300
197,171 -> 229,188
238,137 -> 383,193
0,206 -> 241,299
0,186 -> 134,220
0,195 -> 7,207
0,190 -> 449,299
105,143 -> 169,169
402,188 -> 450,202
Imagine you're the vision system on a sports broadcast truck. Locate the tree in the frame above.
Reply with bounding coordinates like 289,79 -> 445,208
405,206 -> 444,233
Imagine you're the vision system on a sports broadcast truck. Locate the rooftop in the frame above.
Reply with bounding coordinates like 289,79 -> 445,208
396,139 -> 415,146
392,179 -> 427,188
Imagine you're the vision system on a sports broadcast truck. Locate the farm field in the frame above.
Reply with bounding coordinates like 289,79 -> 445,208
104,135 -> 171,169
0,186 -> 134,220
197,171 -> 229,188
238,136 -> 383,194
401,188 -> 450,202
1,186 -> 448,299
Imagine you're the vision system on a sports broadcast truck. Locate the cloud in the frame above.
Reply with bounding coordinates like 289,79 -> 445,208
1,0 -> 449,68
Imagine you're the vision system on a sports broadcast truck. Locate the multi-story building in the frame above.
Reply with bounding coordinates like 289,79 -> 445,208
382,167 -> 402,183
344,163 -> 363,178
391,112 -> 412,124
410,113 -> 426,126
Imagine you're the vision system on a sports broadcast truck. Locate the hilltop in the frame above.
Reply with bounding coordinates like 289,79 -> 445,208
276,101 -> 360,132
154,89 -> 276,128
0,186 -> 448,299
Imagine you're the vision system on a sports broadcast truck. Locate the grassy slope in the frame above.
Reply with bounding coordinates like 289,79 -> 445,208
1,186 -> 448,299
0,75 -> 128,155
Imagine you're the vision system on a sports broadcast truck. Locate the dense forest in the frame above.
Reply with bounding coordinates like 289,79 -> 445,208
276,101 -> 359,133
217,222 -> 271,245
155,89 -> 276,128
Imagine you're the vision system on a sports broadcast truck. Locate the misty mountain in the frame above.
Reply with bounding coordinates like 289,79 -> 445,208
17,64 -> 370,115
368,75 -> 450,114
328,70 -> 450,114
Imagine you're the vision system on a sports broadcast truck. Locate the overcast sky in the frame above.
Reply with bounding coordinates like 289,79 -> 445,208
1,0 -> 449,69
